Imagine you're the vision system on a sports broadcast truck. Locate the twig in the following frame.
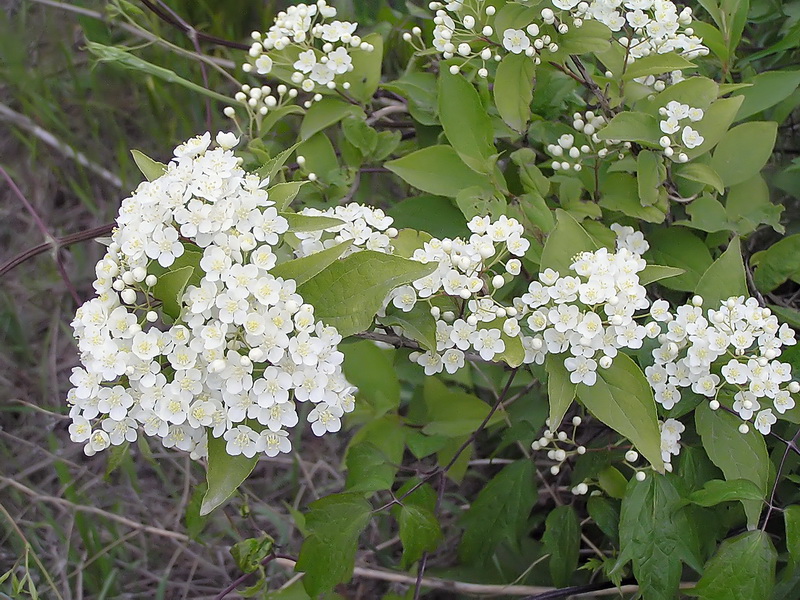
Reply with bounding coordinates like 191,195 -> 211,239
569,56 -> 615,120
761,427 -> 800,531
0,165 -> 82,305
0,103 -> 123,189
214,553 -> 277,600
0,223 -> 114,279
138,0 -> 249,50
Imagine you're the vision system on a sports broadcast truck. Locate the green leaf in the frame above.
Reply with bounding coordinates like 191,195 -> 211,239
439,66 -> 496,173
695,403 -> 770,527
639,265 -> 685,286
269,181 -> 307,211
587,496 -> 620,544
259,104 -> 305,136
380,305 -> 438,352
545,354 -> 576,431
637,150 -> 663,206
382,72 -> 438,126
687,96 -> 745,159
295,493 -> 372,596
422,377 -> 502,437
785,505 -> 800,563
598,465 -> 628,500
339,33 -> 383,103
459,460 -> 536,563
345,441 -> 399,494
543,505 -> 581,587
645,228 -> 713,292
200,435 -> 258,515
282,212 -> 344,232
690,530 -> 777,600
299,98 -> 364,141
694,237 -> 747,310
494,53 -> 536,133
688,479 -> 766,507
622,52 -> 695,81
734,70 -> 800,120
540,209 -> 598,275
152,264 -> 194,321
131,149 -> 166,181
616,475 -> 702,600
387,196 -> 470,239
231,535 -> 274,573
342,341 -> 400,417
678,196 -> 734,233
649,77 -> 719,113
257,143 -> 301,183
753,234 -> 800,293
270,241 -> 352,286
600,173 -> 668,223
726,175 -> 783,236
675,163 -> 725,194
597,112 -> 662,146
341,116 -> 379,155
520,192 -> 555,233
576,353 -> 664,472
385,145 -> 493,197
399,505 -> 443,568
297,250 -> 436,337
710,122 -> 778,187
294,133 -> 338,180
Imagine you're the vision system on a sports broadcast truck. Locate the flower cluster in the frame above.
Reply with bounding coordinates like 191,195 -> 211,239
67,132 -> 357,459
293,203 -> 397,258
531,416 -> 587,478
243,1 -> 373,97
413,2 -> 564,77
547,112 -> 632,171
659,418 -> 684,469
647,295 -> 797,436
657,100 -> 705,162
557,0 -> 708,60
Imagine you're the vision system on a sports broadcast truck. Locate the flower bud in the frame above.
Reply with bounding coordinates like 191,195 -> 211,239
709,400 -> 720,410
572,416 -> 582,426
635,471 -> 646,481
625,450 -> 639,462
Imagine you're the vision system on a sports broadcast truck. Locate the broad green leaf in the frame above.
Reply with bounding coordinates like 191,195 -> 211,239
691,530 -> 777,600
726,175 -> 783,236
423,377 -> 502,437
598,465 -> 628,499
753,234 -> 800,293
687,96 -> 744,159
616,475 -> 702,600
87,42 -> 233,104
649,77 -> 719,113
387,196 -> 470,239
694,237 -> 747,310
622,52 -> 695,81
639,265 -> 685,285
345,441 -> 400,494
494,53 -> 535,133
675,163 -> 725,194
557,18 -> 611,53
456,186 -> 507,220
785,505 -> 800,563
637,150 -> 663,206
600,173 -> 668,223
710,122 -> 778,187
270,181 -> 307,211
511,148 -> 551,197
439,66 -> 495,173
688,479 -> 765,507
281,212 -> 344,232
540,209 -> 598,275
645,228 -> 713,292
597,112 -> 662,146
340,33 -> 383,103
543,505 -> 580,587
260,104 -> 305,136
385,145 -> 493,197
382,72 -> 438,126
152,263 -> 195,321
771,305 -> 800,330
520,192 -> 555,233
299,98 -> 364,141
695,403 -> 770,527
587,496 -> 620,543
734,70 -> 800,120
380,305 -> 438,353
341,116 -> 379,155
342,341 -> 400,417
392,228 -> 433,258
576,353 -> 664,472
270,241 -> 352,285
678,196 -> 734,233
399,505 -> 443,568
459,460 -> 536,562
545,354 -> 576,431
493,3 -> 540,37
297,250 -> 436,337
131,149 -> 166,181
295,493 -> 372,596
295,133 -> 338,179
200,435 -> 258,515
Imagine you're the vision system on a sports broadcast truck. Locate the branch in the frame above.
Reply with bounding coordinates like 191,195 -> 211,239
138,0 -> 249,50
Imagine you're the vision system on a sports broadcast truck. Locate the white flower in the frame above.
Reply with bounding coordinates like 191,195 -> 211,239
564,356 -> 598,386
255,54 -> 274,74
472,329 -> 505,361
294,49 -> 317,73
754,408 -> 776,435
502,29 -> 531,54
681,126 -> 704,149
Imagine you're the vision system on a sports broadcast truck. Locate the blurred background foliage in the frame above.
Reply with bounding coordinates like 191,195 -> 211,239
2,0 -> 800,598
